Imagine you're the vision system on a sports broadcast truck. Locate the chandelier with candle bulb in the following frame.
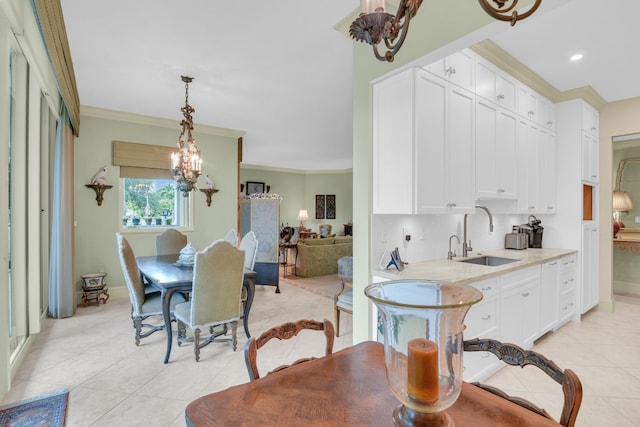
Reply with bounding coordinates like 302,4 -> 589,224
171,75 -> 202,196
350,0 -> 542,63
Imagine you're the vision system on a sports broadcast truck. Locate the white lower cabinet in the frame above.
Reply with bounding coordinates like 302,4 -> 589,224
582,224 -> 599,313
499,267 -> 541,348
461,256 -> 577,382
557,255 -> 578,327
463,277 -> 501,382
540,259 -> 559,334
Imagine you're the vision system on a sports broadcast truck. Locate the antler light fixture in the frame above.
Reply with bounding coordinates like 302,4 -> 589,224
350,0 -> 542,62
171,75 -> 202,196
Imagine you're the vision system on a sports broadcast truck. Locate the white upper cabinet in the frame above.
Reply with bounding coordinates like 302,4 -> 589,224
538,128 -> 557,213
425,49 -> 475,92
475,99 -> 518,199
373,68 -> 416,214
475,57 -> 517,111
582,132 -> 599,184
373,68 -> 475,214
516,119 -> 540,213
582,102 -> 599,137
517,83 -> 556,131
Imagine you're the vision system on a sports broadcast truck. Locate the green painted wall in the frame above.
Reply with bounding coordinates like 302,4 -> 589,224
74,110 -> 242,297
240,167 -> 353,235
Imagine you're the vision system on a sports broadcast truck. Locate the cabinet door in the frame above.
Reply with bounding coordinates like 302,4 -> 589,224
581,102 -> 599,136
517,84 -> 538,121
521,279 -> 541,347
446,85 -> 476,212
516,119 -> 540,213
415,72 -> 448,213
500,287 -> 522,345
538,97 -> 556,130
540,260 -> 559,333
373,69 -> 415,214
476,100 -> 517,199
495,73 -> 517,112
582,224 -> 599,313
427,50 -> 475,91
581,132 -> 599,184
538,129 -> 557,213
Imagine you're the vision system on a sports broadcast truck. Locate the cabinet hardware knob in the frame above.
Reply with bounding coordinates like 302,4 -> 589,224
481,287 -> 491,291
481,353 -> 490,358
521,292 -> 530,297
497,94 -> 505,100
481,315 -> 491,320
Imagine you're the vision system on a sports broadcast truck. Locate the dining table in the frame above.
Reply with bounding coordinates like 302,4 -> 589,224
136,254 -> 257,364
185,341 -> 561,426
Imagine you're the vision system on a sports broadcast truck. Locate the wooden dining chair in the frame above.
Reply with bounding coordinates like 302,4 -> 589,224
116,233 -> 186,345
173,240 -> 246,361
244,318 -> 335,381
155,228 -> 187,255
463,338 -> 582,427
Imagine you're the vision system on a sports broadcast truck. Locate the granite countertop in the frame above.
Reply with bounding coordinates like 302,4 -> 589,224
373,248 -> 578,285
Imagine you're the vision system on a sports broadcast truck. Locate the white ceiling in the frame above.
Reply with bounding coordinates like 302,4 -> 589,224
60,0 -> 640,171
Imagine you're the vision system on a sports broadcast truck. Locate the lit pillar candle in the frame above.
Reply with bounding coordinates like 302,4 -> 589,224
407,338 -> 439,402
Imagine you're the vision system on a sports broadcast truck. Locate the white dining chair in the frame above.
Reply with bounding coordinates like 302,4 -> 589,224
174,240 -> 246,361
239,231 -> 258,271
224,228 -> 238,247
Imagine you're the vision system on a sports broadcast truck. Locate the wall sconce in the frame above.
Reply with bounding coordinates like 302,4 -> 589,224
85,183 -> 113,206
350,0 -> 541,62
200,188 -> 219,207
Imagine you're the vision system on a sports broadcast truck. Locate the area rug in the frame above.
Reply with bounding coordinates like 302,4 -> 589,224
279,273 -> 342,300
0,388 -> 69,427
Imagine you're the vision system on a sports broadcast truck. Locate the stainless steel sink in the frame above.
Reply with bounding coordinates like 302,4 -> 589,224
459,256 -> 518,267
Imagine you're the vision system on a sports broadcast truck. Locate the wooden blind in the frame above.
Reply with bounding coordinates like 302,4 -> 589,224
113,140 -> 175,179
33,0 -> 81,136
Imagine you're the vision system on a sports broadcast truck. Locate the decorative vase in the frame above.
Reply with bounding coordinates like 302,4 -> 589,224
132,218 -> 141,226
365,280 -> 483,427
155,218 -> 162,225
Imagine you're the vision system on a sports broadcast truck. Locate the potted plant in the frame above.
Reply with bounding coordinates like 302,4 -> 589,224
155,217 -> 162,225
144,217 -> 153,225
164,217 -> 173,225
132,217 -> 141,226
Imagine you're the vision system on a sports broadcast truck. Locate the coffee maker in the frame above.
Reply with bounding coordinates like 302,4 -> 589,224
516,215 -> 544,248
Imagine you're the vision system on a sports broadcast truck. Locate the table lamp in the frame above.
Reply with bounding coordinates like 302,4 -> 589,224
297,209 -> 309,231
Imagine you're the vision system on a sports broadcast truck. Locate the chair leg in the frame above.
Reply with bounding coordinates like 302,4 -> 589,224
232,322 -> 238,351
133,317 -> 143,346
335,308 -> 341,337
194,328 -> 201,362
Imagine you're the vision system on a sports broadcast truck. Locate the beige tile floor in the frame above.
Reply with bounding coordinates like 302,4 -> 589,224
2,274 -> 640,426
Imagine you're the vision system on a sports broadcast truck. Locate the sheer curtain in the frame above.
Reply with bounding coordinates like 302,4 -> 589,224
48,107 -> 75,318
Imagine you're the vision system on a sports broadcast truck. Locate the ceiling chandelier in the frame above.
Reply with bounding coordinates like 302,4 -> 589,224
350,0 -> 542,62
171,75 -> 202,196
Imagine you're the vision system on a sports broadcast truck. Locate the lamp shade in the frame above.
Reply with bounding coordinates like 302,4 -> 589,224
613,191 -> 633,212
297,209 -> 309,221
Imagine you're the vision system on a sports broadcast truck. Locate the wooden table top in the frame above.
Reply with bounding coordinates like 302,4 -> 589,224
185,341 -> 560,426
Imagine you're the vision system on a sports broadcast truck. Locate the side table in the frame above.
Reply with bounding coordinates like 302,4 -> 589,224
279,242 -> 298,276
81,272 -> 109,306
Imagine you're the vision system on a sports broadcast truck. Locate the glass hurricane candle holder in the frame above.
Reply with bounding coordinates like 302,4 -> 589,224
365,280 -> 483,427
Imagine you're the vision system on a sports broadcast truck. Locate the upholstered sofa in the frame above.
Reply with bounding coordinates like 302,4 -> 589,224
295,236 -> 353,278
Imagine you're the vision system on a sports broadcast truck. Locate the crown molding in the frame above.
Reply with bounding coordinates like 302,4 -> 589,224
470,39 -> 606,110
80,105 -> 245,138
241,163 -> 352,175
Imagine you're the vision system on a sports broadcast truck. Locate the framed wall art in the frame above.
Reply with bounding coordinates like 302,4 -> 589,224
246,181 -> 265,195
315,195 -> 325,219
326,195 -> 336,219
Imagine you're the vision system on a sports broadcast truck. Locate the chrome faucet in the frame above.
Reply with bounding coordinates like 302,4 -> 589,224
448,234 -> 460,260
462,205 -> 494,257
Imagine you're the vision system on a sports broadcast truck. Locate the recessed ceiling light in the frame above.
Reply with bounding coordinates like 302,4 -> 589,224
570,53 -> 583,61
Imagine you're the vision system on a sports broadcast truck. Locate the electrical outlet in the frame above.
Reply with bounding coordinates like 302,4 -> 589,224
635,216 -> 640,223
